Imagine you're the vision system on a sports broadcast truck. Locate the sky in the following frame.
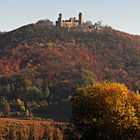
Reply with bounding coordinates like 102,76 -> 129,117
0,0 -> 140,35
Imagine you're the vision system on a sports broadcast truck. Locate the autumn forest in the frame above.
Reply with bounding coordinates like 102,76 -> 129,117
0,19 -> 140,139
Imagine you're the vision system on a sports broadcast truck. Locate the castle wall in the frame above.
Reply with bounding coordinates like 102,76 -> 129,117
61,21 -> 79,27
56,13 -> 83,27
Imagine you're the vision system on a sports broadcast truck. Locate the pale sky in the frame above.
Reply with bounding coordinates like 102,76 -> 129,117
0,0 -> 140,35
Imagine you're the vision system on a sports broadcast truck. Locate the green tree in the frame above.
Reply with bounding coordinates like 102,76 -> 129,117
75,69 -> 96,87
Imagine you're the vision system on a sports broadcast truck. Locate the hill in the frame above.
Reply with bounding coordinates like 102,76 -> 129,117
0,20 -> 139,121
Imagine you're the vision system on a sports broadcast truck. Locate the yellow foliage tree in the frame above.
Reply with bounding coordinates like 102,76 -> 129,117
72,82 -> 140,139
17,99 -> 25,111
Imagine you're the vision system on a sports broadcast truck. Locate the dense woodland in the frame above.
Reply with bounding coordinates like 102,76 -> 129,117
0,20 -> 139,122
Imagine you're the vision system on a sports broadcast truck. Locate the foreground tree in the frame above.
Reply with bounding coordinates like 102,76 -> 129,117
72,82 -> 140,140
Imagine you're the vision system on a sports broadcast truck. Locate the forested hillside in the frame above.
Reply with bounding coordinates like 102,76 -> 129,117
0,20 -> 139,121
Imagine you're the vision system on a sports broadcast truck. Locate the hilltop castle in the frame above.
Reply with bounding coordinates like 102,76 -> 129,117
56,12 -> 83,27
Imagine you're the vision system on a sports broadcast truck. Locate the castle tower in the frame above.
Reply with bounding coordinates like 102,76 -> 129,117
56,13 -> 62,27
59,13 -> 62,22
79,12 -> 83,26
58,13 -> 62,27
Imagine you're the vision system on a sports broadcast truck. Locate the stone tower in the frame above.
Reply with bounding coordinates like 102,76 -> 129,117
79,12 -> 83,26
59,13 -> 62,26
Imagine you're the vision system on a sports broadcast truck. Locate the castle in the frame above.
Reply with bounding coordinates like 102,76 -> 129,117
56,12 -> 83,27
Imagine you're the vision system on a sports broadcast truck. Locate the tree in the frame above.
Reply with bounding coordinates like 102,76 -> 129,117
17,98 -> 25,111
41,123 -> 53,140
28,124 -> 36,140
82,21 -> 93,28
93,21 -> 102,29
72,82 -> 140,139
75,69 -> 96,87
36,19 -> 54,27
53,127 -> 63,140
3,100 -> 10,117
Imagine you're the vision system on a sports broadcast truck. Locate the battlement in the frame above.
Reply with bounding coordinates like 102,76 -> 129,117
56,12 -> 83,27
